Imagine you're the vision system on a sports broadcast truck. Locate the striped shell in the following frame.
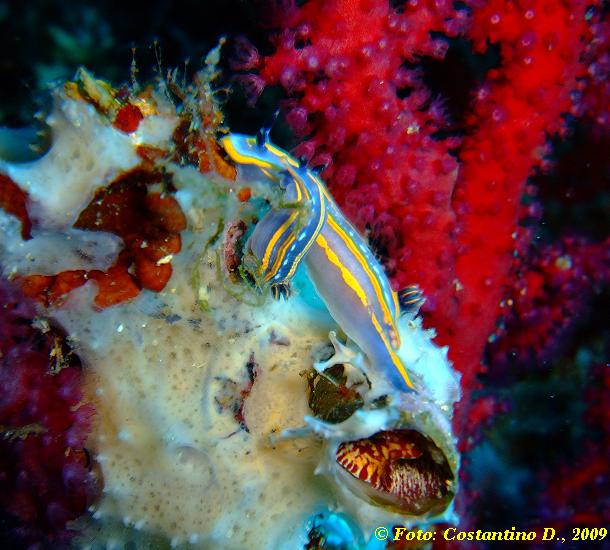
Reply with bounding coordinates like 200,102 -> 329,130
336,429 -> 454,516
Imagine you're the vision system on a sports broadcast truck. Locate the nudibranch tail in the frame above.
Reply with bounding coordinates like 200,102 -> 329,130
306,228 -> 415,392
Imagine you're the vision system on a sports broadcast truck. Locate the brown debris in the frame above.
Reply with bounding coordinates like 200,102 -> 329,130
223,220 -> 247,282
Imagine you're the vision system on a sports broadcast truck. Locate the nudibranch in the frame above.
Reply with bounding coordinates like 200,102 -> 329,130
220,132 -> 424,392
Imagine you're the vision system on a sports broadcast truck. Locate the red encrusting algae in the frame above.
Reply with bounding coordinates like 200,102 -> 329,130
113,103 -> 145,134
19,167 -> 187,309
0,173 -> 32,239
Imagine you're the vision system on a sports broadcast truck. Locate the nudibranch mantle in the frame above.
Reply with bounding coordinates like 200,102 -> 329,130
220,133 -> 425,393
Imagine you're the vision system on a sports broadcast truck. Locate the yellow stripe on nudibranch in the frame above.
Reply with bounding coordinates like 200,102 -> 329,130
326,213 -> 397,332
316,228 -> 413,390
315,234 -> 369,310
370,313 -> 414,390
284,202 -> 325,281
264,142 -> 300,168
259,178 -> 304,273
392,290 -> 400,319
308,172 -> 401,336
401,287 -> 421,296
310,172 -> 342,209
264,232 -> 296,283
260,209 -> 300,273
260,168 -> 281,182
222,138 -> 276,171
282,163 -> 398,337
281,164 -> 327,281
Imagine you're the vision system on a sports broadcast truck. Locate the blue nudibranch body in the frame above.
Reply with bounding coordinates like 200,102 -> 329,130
220,132 -> 424,392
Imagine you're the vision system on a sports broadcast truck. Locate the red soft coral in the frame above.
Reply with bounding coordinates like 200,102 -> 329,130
487,237 -> 610,370
451,0 -> 592,404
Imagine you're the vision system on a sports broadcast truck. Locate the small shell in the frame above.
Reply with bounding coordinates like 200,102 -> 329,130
336,429 -> 454,516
